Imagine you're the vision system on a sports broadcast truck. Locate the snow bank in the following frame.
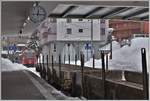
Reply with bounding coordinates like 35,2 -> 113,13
65,60 -> 81,65
100,41 -> 121,51
1,58 -> 40,77
85,58 -> 102,68
1,58 -> 27,72
109,37 -> 149,72
76,37 -> 149,72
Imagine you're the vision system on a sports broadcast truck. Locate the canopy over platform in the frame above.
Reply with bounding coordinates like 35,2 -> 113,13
48,1 -> 148,21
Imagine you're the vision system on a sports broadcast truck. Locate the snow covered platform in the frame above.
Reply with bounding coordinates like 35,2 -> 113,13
1,58 -> 79,100
1,70 -> 76,100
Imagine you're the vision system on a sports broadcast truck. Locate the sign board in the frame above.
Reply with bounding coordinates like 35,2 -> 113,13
85,43 -> 91,50
8,44 -> 17,52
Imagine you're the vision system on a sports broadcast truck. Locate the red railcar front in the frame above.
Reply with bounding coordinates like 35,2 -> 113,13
21,50 -> 37,67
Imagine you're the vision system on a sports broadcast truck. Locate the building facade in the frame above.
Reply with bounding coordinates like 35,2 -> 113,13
109,20 -> 149,41
35,18 -> 110,63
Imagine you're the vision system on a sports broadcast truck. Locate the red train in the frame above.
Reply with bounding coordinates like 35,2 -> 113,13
20,50 -> 37,67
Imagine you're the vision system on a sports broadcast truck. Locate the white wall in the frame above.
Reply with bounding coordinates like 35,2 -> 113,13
100,19 -> 109,41
57,18 -> 108,41
57,18 -> 90,41
93,19 -> 101,41
37,18 -> 109,45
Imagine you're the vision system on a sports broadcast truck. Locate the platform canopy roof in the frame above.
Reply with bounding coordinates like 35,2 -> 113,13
49,1 -> 148,21
2,1 -> 149,36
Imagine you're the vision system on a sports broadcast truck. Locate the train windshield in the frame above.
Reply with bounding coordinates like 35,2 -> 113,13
25,52 -> 34,58
23,50 -> 35,58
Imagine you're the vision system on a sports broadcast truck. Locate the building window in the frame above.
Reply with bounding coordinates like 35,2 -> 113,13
101,28 -> 105,35
67,28 -> 72,34
50,18 -> 57,23
78,18 -> 83,21
67,18 -> 72,23
79,29 -> 83,33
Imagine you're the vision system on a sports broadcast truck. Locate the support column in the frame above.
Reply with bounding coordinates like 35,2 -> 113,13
141,48 -> 149,99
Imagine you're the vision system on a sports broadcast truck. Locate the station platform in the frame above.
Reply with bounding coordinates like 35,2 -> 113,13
1,70 -> 76,100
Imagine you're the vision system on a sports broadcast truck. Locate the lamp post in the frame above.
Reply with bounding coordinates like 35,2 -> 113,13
91,19 -> 93,56
107,28 -> 114,59
67,43 -> 70,64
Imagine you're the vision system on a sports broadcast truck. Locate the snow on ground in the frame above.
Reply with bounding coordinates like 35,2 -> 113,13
1,58 -> 27,71
1,58 -> 40,77
1,58 -> 80,99
65,60 -> 81,65
108,37 -> 149,72
65,37 -> 149,72
100,41 -> 121,51
27,67 -> 41,77
1,37 -> 148,73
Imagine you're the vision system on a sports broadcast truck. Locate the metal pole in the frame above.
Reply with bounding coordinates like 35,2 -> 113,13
39,55 -> 41,72
106,54 -> 108,71
68,54 -> 70,65
42,55 -> 46,79
59,54 -> 62,89
68,43 -> 70,64
86,44 -> 88,61
93,54 -> 95,69
110,36 -> 112,59
36,55 -> 38,71
81,54 -> 84,97
141,48 -> 149,99
51,55 -> 54,83
101,51 -> 106,99
47,55 -> 49,70
91,19 -> 93,56
87,48 -> 88,61
75,54 -> 77,65
46,55 -> 49,81
40,56 -> 43,77
64,54 -> 66,64
40,55 -> 43,77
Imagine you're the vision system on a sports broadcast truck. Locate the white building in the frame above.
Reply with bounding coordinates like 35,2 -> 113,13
35,18 -> 110,63
57,18 -> 109,41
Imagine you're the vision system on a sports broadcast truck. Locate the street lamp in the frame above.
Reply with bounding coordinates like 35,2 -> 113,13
107,28 -> 114,59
